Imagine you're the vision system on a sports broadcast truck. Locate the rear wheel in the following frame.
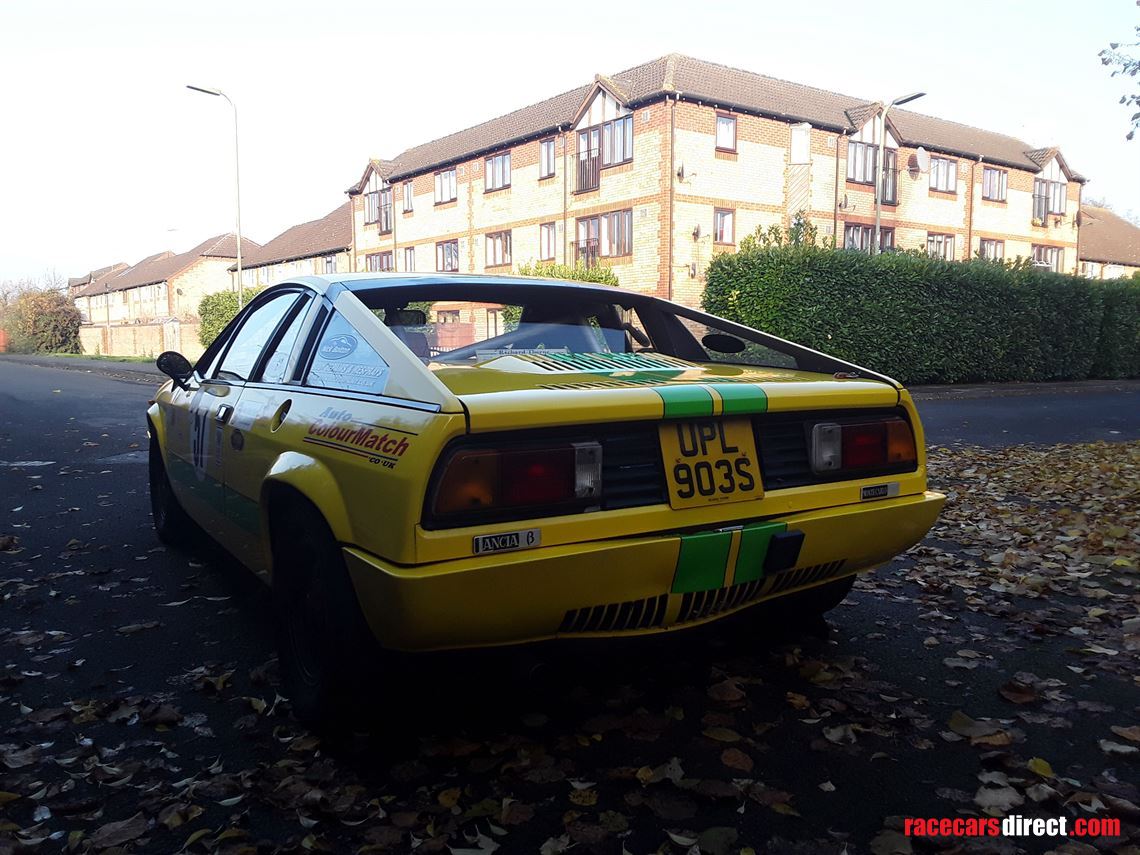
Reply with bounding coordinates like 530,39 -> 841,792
270,498 -> 381,727
149,435 -> 194,546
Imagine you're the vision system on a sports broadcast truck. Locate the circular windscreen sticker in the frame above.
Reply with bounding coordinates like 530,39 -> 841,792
319,334 -> 357,360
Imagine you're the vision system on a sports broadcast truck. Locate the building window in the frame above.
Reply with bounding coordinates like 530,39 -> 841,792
436,240 -> 459,272
366,251 -> 393,272
378,186 -> 393,234
927,233 -> 955,259
539,222 -> 556,260
323,255 -> 337,273
485,152 -> 511,192
435,168 -> 457,204
403,181 -> 413,213
576,127 -> 600,192
713,208 -> 735,244
364,181 -> 381,224
486,230 -> 512,267
716,114 -> 736,152
847,140 -> 876,184
881,150 -> 898,204
1033,179 -> 1067,219
487,308 -> 504,337
982,168 -> 1007,202
1080,261 -> 1101,278
790,123 -> 810,164
601,114 -> 633,166
403,246 -> 415,271
930,157 -> 958,193
575,210 -> 632,265
979,239 -> 1005,261
437,310 -> 460,323
844,224 -> 893,252
540,138 -> 556,179
1032,245 -> 1063,272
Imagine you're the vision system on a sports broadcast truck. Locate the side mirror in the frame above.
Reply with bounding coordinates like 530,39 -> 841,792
156,351 -> 194,390
702,333 -> 746,354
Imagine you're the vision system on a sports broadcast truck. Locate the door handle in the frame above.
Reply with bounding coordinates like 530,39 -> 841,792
215,404 -> 234,424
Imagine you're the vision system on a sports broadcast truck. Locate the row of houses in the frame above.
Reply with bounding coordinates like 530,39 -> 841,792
71,53 -> 1140,354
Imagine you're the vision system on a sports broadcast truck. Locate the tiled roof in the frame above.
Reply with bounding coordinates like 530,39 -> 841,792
345,159 -> 396,195
1079,205 -> 1140,267
74,234 -> 260,297
237,203 -> 352,269
376,53 -> 1081,181
69,263 -> 128,292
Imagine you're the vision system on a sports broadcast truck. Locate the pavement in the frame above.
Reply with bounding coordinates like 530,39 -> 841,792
1,357 -> 1137,853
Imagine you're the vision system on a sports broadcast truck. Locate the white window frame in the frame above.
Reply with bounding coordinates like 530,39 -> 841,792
485,152 -> 511,192
927,233 -> 955,259
539,138 -> 556,179
403,246 -> 415,272
930,157 -> 958,193
486,231 -> 512,267
434,168 -> 457,204
539,222 -> 556,261
436,240 -> 459,272
979,238 -> 1004,260
982,168 -> 1007,202
713,209 -> 734,244
402,181 -> 413,213
790,123 -> 810,165
715,114 -> 736,152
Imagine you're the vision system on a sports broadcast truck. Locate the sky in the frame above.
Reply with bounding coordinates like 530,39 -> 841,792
1,0 -> 1137,282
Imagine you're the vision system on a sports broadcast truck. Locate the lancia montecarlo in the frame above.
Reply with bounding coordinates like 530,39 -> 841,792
148,273 -> 944,721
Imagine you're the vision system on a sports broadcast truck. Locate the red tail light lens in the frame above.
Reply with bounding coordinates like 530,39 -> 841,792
431,442 -> 603,522
501,449 -> 575,505
841,422 -> 888,469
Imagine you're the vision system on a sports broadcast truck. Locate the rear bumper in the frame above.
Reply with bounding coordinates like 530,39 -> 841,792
344,491 -> 945,651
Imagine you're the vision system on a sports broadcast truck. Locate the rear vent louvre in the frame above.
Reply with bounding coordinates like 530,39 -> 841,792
513,352 -> 692,373
560,594 -> 668,634
601,428 -> 667,510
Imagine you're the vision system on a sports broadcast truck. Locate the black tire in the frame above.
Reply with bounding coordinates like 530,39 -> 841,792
149,436 -> 194,547
270,498 -> 381,727
777,574 -> 856,620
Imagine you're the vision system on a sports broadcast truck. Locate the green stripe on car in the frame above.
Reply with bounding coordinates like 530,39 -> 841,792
732,521 -> 787,585
671,529 -> 732,593
655,385 -> 714,419
711,383 -> 768,415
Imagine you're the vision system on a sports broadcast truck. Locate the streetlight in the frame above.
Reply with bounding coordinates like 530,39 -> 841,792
873,91 -> 925,255
187,84 -> 244,308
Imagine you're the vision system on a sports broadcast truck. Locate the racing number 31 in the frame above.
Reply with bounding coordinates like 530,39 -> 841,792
672,421 -> 756,499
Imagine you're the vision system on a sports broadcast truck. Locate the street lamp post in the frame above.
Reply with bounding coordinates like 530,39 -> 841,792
873,91 -> 925,255
187,85 -> 244,308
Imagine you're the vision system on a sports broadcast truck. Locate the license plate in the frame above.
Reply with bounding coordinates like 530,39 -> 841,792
659,418 -> 763,509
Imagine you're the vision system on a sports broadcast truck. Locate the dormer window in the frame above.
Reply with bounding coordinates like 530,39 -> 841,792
601,115 -> 633,166
363,171 -> 383,224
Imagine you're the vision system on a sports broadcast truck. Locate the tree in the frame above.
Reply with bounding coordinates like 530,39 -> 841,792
0,288 -> 82,353
1099,24 -> 1140,140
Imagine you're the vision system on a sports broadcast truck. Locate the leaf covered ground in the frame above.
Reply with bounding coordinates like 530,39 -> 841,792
1,441 -> 1137,854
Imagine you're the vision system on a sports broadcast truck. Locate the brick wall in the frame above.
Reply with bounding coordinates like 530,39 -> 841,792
79,320 -> 204,360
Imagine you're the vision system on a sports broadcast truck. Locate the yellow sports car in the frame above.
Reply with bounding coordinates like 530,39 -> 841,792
148,273 -> 944,721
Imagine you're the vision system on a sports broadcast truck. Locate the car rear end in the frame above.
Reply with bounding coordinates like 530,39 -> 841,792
342,372 -> 944,652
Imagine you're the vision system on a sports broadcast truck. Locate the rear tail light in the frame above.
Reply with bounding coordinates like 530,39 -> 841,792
810,418 -> 916,475
432,442 -> 602,520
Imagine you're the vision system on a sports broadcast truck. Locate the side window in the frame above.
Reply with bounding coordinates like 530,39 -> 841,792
306,312 -> 391,396
215,294 -> 299,382
259,296 -> 312,384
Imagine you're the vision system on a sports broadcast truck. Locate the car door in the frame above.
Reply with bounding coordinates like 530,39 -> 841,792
218,292 -> 320,575
197,290 -> 305,559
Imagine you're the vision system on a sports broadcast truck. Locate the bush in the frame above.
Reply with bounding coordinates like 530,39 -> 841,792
0,289 -> 81,353
516,260 -> 620,287
198,288 -> 263,348
703,241 -> 1140,385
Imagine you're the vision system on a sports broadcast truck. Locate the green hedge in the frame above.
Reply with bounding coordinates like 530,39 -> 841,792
198,287 -> 263,348
703,245 -> 1140,385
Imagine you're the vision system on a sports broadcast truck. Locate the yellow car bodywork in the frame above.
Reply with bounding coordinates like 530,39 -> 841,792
149,275 -> 944,652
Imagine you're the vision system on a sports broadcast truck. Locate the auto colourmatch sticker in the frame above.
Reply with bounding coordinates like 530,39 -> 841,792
302,407 -> 415,470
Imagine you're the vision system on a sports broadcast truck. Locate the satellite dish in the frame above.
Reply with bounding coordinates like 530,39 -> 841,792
676,163 -> 686,181
914,147 -> 931,173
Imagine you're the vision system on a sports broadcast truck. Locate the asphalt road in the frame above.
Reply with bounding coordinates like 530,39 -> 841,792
1,358 -> 1137,854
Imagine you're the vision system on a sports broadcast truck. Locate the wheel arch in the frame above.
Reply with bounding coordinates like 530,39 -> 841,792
260,452 -> 354,579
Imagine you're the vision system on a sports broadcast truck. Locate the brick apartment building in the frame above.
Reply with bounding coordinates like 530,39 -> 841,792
1078,205 -> 1140,279
347,53 -> 1086,308
233,202 -> 353,288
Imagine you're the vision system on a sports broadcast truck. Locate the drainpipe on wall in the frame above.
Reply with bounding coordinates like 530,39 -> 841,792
668,96 -> 676,301
967,156 -> 982,258
1074,182 -> 1083,275
391,181 -> 398,271
349,198 -> 357,272
562,124 -> 569,265
833,130 -> 848,244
